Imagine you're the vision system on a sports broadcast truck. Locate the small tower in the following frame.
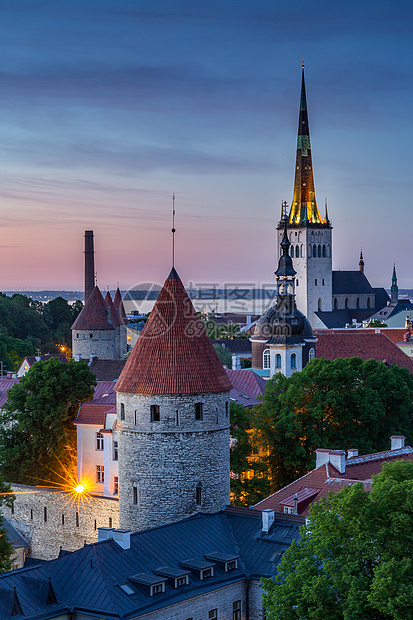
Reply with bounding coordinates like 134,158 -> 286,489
115,267 -> 232,532
113,287 -> 128,357
72,286 -> 116,360
252,216 -> 316,377
391,263 -> 398,304
278,64 -> 332,326
359,249 -> 364,274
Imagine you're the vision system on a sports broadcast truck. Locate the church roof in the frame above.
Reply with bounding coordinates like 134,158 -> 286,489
332,271 -> 374,295
113,287 -> 127,325
72,286 -> 115,331
115,268 -> 232,395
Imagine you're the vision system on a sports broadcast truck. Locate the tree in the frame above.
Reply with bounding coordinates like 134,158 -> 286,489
262,460 -> 413,620
230,403 -> 272,506
213,343 -> 232,367
0,358 -> 96,485
255,357 -> 413,492
0,480 -> 14,573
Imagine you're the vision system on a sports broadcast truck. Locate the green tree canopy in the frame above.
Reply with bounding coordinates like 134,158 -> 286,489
263,460 -> 413,620
0,358 -> 96,485
255,357 -> 413,491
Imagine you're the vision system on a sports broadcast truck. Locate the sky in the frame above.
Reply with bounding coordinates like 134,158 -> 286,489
0,0 -> 412,293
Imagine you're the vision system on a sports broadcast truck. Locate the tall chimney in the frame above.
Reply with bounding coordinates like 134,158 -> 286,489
84,231 -> 95,303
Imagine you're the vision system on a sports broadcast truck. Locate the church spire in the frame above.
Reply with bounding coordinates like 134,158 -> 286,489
359,249 -> 364,273
391,262 -> 398,304
289,63 -> 324,226
275,215 -> 296,296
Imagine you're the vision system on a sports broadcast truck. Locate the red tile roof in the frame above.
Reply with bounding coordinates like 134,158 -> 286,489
115,268 -> 232,395
315,331 -> 413,372
75,403 -> 110,426
89,358 -> 127,381
226,369 -> 267,399
0,378 -> 18,407
104,291 -> 121,327
113,287 -> 127,326
72,286 -> 115,331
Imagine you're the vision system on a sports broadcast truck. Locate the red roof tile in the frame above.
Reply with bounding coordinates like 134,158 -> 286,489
226,369 -> 267,399
72,286 -> 115,331
75,403 -> 111,425
115,268 -> 232,395
113,287 -> 127,326
315,331 -> 413,372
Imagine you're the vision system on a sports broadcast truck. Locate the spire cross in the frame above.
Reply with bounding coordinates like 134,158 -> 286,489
172,193 -> 176,267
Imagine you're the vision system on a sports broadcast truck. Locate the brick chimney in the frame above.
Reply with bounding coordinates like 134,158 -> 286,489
84,231 -> 95,304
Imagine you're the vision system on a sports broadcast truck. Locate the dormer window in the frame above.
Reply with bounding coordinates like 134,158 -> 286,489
151,405 -> 160,422
151,583 -> 165,595
154,566 -> 190,588
201,568 -> 213,579
180,558 -> 215,580
205,552 -> 239,572
129,573 -> 167,596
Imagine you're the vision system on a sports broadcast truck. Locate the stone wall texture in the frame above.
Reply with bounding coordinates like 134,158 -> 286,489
117,390 -> 231,531
3,484 -> 119,560
72,328 -> 116,360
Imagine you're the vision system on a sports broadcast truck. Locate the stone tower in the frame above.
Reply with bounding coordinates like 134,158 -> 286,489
115,267 -> 232,532
72,285 -> 116,360
277,64 -> 332,327
84,230 -> 95,303
252,216 -> 316,377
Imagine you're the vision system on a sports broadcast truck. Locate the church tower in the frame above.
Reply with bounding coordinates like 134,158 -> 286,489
115,267 -> 232,532
278,64 -> 332,327
391,263 -> 398,304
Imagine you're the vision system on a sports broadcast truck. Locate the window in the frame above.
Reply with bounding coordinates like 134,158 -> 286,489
96,432 -> 104,451
345,297 -> 349,309
133,485 -> 138,505
96,465 -> 104,483
62,513 -> 65,525
309,348 -> 315,362
322,244 -> 326,257
44,507 -> 47,522
356,297 -> 360,309
76,333 -> 79,338
196,482 -> 202,506
309,243 -> 312,257
151,405 -> 160,422
295,245 -> 299,258
195,402 -> 203,420
367,297 -> 371,308
312,245 -> 317,257
322,278 -> 325,285
151,583 -> 165,595
76,512 -> 79,527
225,401 -> 229,417
300,244 -> 304,257
109,517 -> 112,527
176,410 -> 179,425
318,298 -> 322,311
209,610 -> 218,619
283,506 -> 294,514
315,279 -> 317,286
263,349 -> 270,369
30,509 -> 33,520
233,600 -> 242,620
227,560 -> 237,571
113,476 -> 119,495
201,568 -> 213,579
90,333 -> 93,338
94,520 -> 97,530
177,576 -> 188,587
296,279 -> 299,286
120,403 -> 125,420
276,354 -> 281,368
334,297 -> 338,309
291,353 -> 297,369
318,244 -> 321,257
113,441 -> 118,461
290,245 -> 294,257
134,410 -> 138,425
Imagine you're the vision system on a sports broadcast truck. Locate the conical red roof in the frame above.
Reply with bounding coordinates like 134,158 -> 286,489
115,268 -> 232,395
72,286 -> 115,331
113,287 -> 127,325
105,291 -> 121,327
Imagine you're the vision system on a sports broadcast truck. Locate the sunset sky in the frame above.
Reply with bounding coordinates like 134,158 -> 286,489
0,1 -> 412,293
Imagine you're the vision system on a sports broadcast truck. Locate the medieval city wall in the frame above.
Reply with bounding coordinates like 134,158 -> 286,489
72,328 -> 116,360
3,484 -> 119,561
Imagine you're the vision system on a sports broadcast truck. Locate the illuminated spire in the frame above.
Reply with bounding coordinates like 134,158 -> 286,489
289,64 -> 324,225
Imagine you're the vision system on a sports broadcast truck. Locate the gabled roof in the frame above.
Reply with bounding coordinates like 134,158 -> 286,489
332,271 -> 374,295
315,331 -> 413,372
2,518 -> 28,549
226,369 -> 267,402
104,291 -> 121,327
0,377 -> 18,407
89,357 -> 127,381
115,268 -> 232,395
0,510 -> 302,618
21,353 -> 68,369
72,286 -> 115,331
113,287 -> 127,326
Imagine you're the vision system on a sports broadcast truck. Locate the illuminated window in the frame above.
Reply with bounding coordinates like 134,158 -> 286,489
96,432 -> 104,451
151,405 -> 160,422
96,465 -> 104,483
195,402 -> 203,421
263,349 -> 270,369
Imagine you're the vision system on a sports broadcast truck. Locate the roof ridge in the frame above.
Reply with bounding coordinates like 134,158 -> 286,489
253,464 -> 327,507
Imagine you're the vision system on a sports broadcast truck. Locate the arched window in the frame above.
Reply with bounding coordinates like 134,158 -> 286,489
334,298 -> 338,309
276,353 -> 281,368
312,245 -> 317,258
322,244 -> 326,257
300,244 -> 304,257
291,353 -> 297,369
345,297 -> 349,309
327,244 -> 331,257
367,297 -> 371,308
290,245 -> 294,257
356,297 -> 360,309
295,245 -> 299,258
263,349 -> 270,369
318,298 -> 322,311
315,279 -> 318,286
309,348 -> 315,362
318,245 -> 321,257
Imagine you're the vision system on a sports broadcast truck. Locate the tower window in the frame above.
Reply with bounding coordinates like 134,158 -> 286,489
367,297 -> 371,308
133,486 -> 138,505
195,402 -> 203,421
318,298 -> 322,311
150,405 -> 160,422
120,403 -> 125,420
291,354 -> 297,369
345,297 -> 349,309
300,244 -> 304,257
90,333 -> 93,339
176,410 -> 179,425
276,354 -> 281,368
356,297 -> 360,309
312,245 -> 317,257
318,245 -> 321,257
334,298 -> 338,309
309,244 -> 312,257
196,483 -> 202,506
233,600 -> 242,620
95,432 -> 104,451
290,245 -> 294,257
295,245 -> 299,258
263,349 -> 270,369
225,401 -> 229,417
309,347 -> 315,362
322,244 -> 326,257
322,279 -> 325,286
315,279 -> 317,286
44,507 -> 47,522
113,441 -> 118,461
76,512 -> 79,527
